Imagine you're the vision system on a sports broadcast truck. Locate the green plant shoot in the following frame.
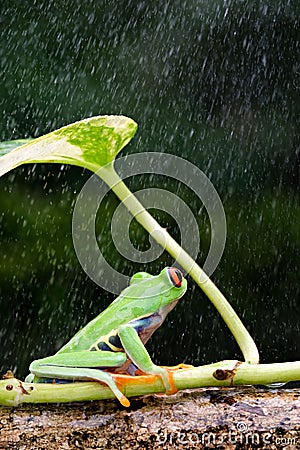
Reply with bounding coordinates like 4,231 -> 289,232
0,115 -> 258,364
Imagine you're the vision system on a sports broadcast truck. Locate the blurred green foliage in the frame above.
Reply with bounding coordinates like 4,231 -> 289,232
0,1 -> 299,377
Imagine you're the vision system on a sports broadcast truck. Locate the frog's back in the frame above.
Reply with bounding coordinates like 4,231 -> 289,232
57,283 -> 162,353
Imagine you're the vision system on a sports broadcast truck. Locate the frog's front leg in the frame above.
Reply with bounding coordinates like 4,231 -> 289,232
27,350 -> 130,406
118,321 -> 176,395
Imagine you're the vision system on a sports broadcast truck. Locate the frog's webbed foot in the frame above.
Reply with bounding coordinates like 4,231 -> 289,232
152,366 -> 177,395
159,363 -> 194,395
161,363 -> 194,370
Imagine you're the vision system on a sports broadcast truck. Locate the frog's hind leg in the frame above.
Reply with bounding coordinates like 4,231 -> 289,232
28,351 -> 130,406
32,364 -> 130,407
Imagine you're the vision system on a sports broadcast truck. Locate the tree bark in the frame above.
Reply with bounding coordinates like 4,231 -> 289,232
1,387 -> 299,449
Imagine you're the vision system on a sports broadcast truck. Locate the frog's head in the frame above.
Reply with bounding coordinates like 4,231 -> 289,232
128,267 -> 187,308
158,267 -> 187,307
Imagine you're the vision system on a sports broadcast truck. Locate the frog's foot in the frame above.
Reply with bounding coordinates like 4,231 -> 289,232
157,366 -> 178,395
97,372 -> 130,407
118,393 -> 130,407
158,363 -> 194,395
101,378 -> 130,407
161,363 -> 194,371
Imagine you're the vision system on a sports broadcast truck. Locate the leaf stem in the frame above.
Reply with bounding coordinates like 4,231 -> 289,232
97,164 -> 259,364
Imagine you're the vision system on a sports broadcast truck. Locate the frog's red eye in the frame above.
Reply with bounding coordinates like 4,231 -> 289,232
167,267 -> 183,287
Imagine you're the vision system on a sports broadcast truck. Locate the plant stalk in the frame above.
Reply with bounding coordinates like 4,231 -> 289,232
96,164 -> 259,364
1,360 -> 299,406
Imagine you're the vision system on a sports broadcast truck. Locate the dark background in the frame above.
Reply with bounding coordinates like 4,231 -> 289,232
0,1 -> 299,379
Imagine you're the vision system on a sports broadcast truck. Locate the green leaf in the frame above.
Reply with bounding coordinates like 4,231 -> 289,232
0,116 -> 138,177
0,139 -> 32,156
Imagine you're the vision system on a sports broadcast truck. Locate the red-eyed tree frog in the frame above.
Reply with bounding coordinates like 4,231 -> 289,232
25,267 -> 187,406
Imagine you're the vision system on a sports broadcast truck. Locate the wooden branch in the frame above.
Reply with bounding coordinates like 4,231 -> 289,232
1,387 -> 299,449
